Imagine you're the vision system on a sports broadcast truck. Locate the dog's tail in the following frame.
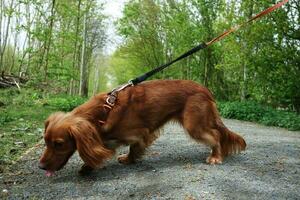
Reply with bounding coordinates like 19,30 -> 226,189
212,103 -> 246,156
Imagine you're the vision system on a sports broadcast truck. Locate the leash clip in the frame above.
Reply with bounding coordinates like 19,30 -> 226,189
106,94 -> 116,106
106,81 -> 134,107
128,79 -> 134,86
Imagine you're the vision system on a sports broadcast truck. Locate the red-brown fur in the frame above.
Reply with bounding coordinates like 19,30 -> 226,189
39,80 -> 246,174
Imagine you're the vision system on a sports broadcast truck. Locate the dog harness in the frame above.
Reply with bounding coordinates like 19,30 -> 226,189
98,81 -> 133,125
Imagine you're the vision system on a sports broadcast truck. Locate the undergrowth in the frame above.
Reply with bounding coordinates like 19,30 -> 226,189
0,88 -> 86,171
217,101 -> 300,131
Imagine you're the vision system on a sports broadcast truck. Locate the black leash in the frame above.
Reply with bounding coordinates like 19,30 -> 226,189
130,42 -> 207,85
128,0 -> 289,86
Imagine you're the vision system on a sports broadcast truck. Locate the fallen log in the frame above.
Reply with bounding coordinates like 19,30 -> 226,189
0,80 -> 14,88
0,72 -> 28,89
1,74 -> 27,84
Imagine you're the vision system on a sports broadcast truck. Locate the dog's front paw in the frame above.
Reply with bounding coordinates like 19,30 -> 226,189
79,164 -> 94,175
206,156 -> 223,165
117,154 -> 135,165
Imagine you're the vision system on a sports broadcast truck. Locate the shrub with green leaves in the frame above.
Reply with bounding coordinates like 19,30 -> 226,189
47,96 -> 87,111
217,101 -> 300,131
0,114 -> 14,126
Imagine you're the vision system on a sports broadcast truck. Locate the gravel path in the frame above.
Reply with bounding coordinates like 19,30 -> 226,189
1,119 -> 300,200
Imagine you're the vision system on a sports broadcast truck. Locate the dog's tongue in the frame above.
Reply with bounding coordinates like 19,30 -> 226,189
45,170 -> 55,177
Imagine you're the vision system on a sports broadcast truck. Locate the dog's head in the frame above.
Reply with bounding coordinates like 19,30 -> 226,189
39,112 -> 113,176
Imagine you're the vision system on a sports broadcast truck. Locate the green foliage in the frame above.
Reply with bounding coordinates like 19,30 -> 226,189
0,88 -> 87,168
218,101 -> 300,131
0,115 -> 14,126
47,96 -> 87,111
111,0 -> 300,112
0,88 -> 51,167
0,0 -> 107,97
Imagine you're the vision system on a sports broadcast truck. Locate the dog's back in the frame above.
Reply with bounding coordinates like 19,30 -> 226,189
106,80 -> 246,164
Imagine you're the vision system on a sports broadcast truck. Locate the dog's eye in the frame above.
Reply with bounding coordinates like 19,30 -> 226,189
53,141 -> 64,148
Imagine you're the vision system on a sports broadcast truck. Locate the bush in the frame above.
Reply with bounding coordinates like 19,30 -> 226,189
0,114 -> 14,126
0,88 -> 44,107
47,96 -> 87,111
217,101 -> 300,131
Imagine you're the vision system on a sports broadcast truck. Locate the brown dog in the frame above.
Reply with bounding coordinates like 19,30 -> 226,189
39,80 -> 246,176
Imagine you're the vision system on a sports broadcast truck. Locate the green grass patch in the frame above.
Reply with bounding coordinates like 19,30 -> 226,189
218,101 -> 300,131
0,88 -> 86,171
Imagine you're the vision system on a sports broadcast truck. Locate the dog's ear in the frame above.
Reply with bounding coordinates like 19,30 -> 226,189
44,112 -> 66,132
69,118 -> 113,168
44,119 -> 50,132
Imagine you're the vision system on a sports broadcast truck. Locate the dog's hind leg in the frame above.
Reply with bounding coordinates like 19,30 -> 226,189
185,126 -> 223,164
182,94 -> 223,164
182,94 -> 246,164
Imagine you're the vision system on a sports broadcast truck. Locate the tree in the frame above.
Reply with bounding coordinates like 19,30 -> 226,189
0,0 -> 14,71
112,0 -> 300,111
79,7 -> 87,97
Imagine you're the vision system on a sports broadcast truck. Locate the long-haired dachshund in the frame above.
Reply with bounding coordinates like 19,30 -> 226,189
39,80 -> 246,176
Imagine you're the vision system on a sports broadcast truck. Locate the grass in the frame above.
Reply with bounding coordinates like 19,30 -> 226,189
0,88 -> 86,172
0,105 -> 54,167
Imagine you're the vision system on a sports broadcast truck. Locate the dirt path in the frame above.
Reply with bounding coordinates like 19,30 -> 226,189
1,119 -> 300,200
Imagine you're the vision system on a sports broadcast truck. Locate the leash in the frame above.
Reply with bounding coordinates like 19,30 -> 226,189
100,0 -> 289,125
129,0 -> 289,85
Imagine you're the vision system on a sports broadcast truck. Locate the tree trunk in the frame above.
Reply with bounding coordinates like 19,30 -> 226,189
203,61 -> 208,86
241,62 -> 247,101
0,0 -> 14,71
18,35 -> 28,75
10,2 -> 21,73
0,0 -> 3,71
203,47 -> 214,87
93,56 -> 101,95
79,11 -> 88,97
43,0 -> 56,81
19,2 -> 36,76
69,0 -> 82,95
25,2 -> 31,75
240,1 -> 254,101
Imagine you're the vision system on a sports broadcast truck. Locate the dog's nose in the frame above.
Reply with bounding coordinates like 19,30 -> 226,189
38,162 -> 46,170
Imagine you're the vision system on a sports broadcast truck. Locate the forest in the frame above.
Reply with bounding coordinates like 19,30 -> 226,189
0,0 -> 299,166
0,0 -> 298,104
0,0 -> 107,96
1,0 -> 299,109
